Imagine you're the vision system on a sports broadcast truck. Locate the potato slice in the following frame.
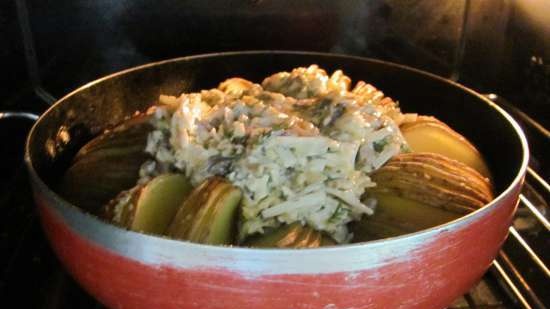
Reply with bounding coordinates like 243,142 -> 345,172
103,174 -> 193,235
244,222 -> 335,248
61,114 -> 153,213
351,192 -> 462,242
167,177 -> 242,245
218,78 -> 255,95
400,116 -> 491,178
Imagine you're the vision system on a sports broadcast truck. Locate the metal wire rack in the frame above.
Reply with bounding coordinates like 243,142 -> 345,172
448,170 -> 549,309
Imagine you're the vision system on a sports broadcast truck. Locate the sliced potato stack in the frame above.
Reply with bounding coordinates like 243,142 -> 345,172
102,176 -> 242,245
244,222 -> 336,249
355,152 -> 493,242
102,174 -> 193,235
354,116 -> 494,242
371,152 -> 493,213
61,114 -> 153,213
350,193 -> 462,241
167,177 -> 242,245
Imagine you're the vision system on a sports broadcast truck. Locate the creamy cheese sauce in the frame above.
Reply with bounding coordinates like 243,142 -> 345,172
141,65 -> 416,243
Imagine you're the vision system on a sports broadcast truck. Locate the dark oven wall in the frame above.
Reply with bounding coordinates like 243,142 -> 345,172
20,0 -> 468,97
3,0 -> 549,126
460,0 -> 550,127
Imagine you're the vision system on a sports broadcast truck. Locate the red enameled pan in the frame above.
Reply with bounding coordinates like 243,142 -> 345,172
25,51 -> 528,309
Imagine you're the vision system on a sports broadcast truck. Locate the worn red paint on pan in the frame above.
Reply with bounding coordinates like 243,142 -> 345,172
37,184 -> 521,309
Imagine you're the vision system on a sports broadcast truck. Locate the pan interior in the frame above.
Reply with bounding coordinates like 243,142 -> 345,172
27,52 -> 525,217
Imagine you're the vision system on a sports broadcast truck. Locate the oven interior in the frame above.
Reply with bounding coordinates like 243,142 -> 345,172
1,1 -> 548,308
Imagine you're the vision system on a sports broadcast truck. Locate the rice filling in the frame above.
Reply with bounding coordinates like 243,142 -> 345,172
140,65 -> 414,243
